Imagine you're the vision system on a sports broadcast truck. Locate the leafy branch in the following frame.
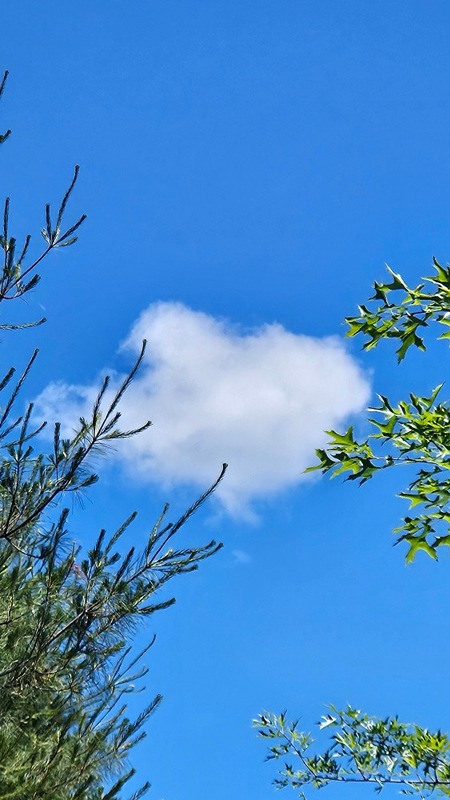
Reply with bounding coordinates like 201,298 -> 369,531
255,708 -> 450,798
308,260 -> 450,563
346,258 -> 450,363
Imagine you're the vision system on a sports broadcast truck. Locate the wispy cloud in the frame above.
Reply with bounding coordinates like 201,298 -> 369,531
231,549 -> 251,565
35,302 -> 370,517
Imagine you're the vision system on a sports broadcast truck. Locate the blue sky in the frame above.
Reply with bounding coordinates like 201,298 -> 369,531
3,1 -> 450,798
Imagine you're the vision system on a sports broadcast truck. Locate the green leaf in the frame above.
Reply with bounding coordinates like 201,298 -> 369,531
325,427 -> 354,446
385,266 -> 409,290
405,539 -> 438,564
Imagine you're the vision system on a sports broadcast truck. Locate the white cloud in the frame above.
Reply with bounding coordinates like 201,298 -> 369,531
34,302 -> 370,517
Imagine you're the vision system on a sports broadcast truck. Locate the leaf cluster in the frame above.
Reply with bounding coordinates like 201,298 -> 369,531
346,259 -> 450,363
307,260 -> 450,563
255,708 -> 450,798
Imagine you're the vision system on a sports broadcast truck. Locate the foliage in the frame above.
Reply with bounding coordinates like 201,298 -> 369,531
256,259 -> 450,796
0,72 -> 226,799
255,708 -> 450,798
308,260 -> 450,564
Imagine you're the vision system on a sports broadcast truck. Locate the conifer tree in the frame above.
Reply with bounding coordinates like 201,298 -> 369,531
0,71 -> 226,800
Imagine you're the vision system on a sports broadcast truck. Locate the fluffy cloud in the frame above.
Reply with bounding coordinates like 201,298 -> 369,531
35,303 -> 370,517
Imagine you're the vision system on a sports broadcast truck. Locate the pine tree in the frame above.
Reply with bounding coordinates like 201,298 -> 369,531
0,71 -> 226,800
